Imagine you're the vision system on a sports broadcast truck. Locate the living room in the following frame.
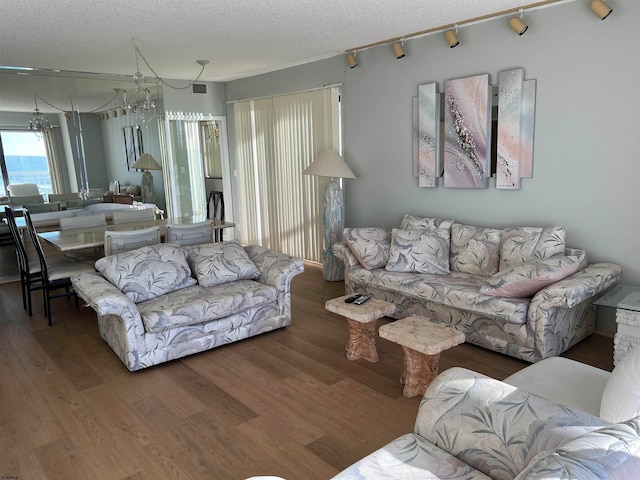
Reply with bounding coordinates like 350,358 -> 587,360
1,0 -> 638,478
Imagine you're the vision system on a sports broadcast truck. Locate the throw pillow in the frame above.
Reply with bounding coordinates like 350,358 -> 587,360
600,345 -> 640,423
95,242 -> 196,303
343,227 -> 390,270
400,214 -> 453,231
499,226 -> 566,271
187,240 -> 259,287
449,223 -> 502,277
385,228 -> 450,274
479,256 -> 580,298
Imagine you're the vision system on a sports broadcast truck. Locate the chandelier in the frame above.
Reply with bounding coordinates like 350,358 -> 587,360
121,71 -> 157,124
28,93 -> 52,137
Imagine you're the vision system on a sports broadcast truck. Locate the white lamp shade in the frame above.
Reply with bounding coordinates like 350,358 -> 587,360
132,153 -> 162,171
303,150 -> 356,179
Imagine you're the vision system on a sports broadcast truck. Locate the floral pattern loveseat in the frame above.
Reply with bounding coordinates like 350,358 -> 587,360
332,367 -> 640,479
333,214 -> 622,363
71,241 -> 304,371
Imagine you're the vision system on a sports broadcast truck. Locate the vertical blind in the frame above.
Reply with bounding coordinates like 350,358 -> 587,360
233,86 -> 340,263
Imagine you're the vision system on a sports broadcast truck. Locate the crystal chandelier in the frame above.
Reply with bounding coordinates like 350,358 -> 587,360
28,93 -> 52,137
121,70 -> 157,124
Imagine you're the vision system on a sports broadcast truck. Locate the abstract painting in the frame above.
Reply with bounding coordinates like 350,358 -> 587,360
412,96 -> 419,177
418,83 -> 439,188
520,79 -> 536,178
496,68 -> 523,189
443,74 -> 491,189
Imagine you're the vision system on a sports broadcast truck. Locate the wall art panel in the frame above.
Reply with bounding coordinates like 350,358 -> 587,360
418,83 -> 439,187
412,96 -> 419,178
496,68 -> 523,189
444,74 -> 491,189
519,79 -> 536,178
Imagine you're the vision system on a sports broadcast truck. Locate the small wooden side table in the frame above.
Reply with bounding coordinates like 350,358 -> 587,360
325,295 -> 396,362
379,316 -> 465,398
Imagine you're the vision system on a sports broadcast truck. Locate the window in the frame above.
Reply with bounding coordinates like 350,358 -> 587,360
233,86 -> 341,263
0,130 -> 53,198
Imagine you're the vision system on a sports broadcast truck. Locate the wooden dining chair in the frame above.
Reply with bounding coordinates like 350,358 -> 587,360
165,220 -> 214,246
104,226 -> 161,256
111,208 -> 156,225
23,210 -> 96,325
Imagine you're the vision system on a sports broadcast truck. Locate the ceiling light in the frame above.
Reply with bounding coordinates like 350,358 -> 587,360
392,41 -> 405,59
346,52 -> 358,68
590,0 -> 613,20
445,27 -> 460,48
509,10 -> 528,35
28,93 -> 51,137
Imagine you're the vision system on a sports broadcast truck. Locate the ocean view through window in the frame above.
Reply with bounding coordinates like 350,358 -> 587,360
1,130 -> 52,198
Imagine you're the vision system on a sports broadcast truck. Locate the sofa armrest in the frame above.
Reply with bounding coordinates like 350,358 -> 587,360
415,367 -> 608,479
71,272 -> 142,320
244,245 -> 304,291
531,262 -> 622,309
333,242 -> 360,268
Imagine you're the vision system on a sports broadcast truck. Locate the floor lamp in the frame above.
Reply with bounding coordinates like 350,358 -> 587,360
304,150 -> 356,281
132,153 -> 162,204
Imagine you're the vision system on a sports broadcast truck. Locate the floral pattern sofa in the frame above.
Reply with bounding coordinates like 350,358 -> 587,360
332,367 -> 640,479
71,241 -> 304,371
333,214 -> 622,363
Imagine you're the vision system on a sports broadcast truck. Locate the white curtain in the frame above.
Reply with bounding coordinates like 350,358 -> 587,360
43,127 -> 71,193
233,86 -> 340,262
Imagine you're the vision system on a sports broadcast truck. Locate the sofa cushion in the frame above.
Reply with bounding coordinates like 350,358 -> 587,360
600,345 -> 640,423
187,240 -> 259,287
95,242 -> 196,303
342,227 -> 390,270
514,417 -> 640,480
386,228 -> 450,274
138,280 -> 278,333
450,223 -> 502,277
479,256 -> 581,298
350,267 -> 529,325
401,213 -> 453,231
499,226 -> 566,271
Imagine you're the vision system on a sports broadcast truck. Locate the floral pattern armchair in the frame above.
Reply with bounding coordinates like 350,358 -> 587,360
332,368 -> 640,479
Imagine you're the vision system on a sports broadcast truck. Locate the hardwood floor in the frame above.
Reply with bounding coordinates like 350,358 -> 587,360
0,262 -> 613,479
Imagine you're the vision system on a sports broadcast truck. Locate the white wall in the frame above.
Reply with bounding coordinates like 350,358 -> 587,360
226,1 -> 638,334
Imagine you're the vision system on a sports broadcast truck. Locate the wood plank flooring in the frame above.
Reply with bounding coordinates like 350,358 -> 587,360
0,262 -> 613,479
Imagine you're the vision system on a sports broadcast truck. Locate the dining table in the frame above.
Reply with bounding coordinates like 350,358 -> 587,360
36,217 -> 235,253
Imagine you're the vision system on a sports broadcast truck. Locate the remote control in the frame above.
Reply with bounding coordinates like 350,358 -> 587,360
353,294 -> 371,305
345,294 -> 362,303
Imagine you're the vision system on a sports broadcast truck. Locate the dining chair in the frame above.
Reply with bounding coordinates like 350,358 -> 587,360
25,201 -> 62,213
165,220 -> 214,246
104,226 -> 161,256
7,183 -> 40,197
23,210 -> 96,325
9,194 -> 44,206
48,192 -> 82,209
59,213 -> 108,262
111,208 -> 156,225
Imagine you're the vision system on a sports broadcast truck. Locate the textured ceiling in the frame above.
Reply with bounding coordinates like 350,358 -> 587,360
0,0 -> 573,112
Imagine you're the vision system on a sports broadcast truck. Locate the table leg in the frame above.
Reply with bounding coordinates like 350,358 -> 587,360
401,347 -> 440,398
346,319 -> 379,362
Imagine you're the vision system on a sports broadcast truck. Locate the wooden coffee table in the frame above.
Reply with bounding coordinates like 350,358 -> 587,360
325,294 -> 396,362
379,316 -> 465,398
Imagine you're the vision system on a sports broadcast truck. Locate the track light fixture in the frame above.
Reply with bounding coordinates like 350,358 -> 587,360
392,41 -> 405,59
346,52 -> 358,68
509,10 -> 528,35
590,0 -> 612,20
445,26 -> 460,48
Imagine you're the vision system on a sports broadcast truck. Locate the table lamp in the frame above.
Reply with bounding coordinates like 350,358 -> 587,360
304,149 -> 356,281
132,153 -> 162,204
